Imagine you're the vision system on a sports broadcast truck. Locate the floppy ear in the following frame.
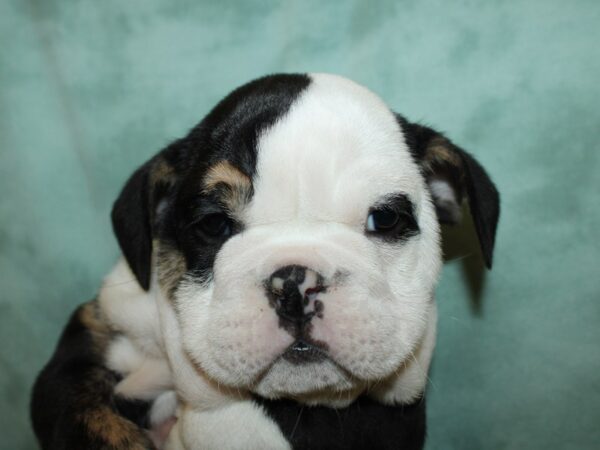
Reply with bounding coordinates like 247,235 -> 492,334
111,156 -> 178,290
400,118 -> 500,268
111,162 -> 153,290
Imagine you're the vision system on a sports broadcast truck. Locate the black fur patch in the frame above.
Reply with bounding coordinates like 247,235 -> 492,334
113,396 -> 152,430
256,395 -> 426,450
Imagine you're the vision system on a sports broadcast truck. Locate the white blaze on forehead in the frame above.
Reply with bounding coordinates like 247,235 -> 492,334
248,73 -> 425,227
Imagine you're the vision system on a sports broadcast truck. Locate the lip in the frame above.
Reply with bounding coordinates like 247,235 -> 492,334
281,339 -> 327,364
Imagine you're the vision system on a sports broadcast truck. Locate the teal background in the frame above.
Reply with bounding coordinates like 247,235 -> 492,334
1,1 -> 599,449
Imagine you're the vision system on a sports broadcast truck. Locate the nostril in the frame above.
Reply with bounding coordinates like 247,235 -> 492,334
305,286 -> 324,299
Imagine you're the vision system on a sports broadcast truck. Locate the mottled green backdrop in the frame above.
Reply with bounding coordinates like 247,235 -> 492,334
1,1 -> 599,449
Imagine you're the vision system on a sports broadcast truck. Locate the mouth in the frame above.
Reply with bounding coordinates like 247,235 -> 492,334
281,339 -> 327,364
253,340 -> 358,397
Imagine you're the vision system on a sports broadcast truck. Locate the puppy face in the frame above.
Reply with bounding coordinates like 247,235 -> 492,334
112,73 -> 499,400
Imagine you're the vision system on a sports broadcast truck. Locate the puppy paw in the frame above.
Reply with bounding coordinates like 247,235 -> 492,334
165,401 -> 291,450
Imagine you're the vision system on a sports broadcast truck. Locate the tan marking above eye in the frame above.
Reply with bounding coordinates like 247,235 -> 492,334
203,161 -> 251,192
202,161 -> 252,214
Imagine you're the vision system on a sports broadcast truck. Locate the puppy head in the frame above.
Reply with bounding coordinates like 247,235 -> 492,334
112,74 -> 499,399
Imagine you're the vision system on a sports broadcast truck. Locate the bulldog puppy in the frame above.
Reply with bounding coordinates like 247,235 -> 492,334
31,73 -> 499,450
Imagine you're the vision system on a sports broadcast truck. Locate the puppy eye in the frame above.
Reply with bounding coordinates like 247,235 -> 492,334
197,213 -> 233,238
366,208 -> 400,232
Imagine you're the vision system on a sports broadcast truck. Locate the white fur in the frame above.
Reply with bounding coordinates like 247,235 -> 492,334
429,176 -> 462,222
429,178 -> 457,206
165,401 -> 291,450
150,391 -> 179,427
99,260 -> 164,359
101,261 -> 171,401
107,334 -> 172,400
370,302 -> 437,404
99,262 -> 177,430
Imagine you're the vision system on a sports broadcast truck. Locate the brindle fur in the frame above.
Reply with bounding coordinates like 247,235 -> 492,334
155,239 -> 187,299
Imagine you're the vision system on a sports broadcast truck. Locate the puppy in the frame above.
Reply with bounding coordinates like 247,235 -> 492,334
31,73 -> 499,450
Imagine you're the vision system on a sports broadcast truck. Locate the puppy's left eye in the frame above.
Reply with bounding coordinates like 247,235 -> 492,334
366,208 -> 400,232
197,213 -> 233,238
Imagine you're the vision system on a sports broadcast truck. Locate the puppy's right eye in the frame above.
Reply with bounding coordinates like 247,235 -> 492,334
196,213 -> 233,238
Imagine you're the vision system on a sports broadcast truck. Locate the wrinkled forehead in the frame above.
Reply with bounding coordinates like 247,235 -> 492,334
247,73 -> 424,225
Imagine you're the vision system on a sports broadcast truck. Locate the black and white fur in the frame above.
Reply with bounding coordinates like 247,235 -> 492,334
32,73 -> 499,450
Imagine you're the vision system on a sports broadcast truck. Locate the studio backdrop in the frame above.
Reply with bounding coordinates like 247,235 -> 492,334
1,1 -> 599,449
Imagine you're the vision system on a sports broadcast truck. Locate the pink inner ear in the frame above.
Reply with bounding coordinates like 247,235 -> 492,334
148,416 -> 177,449
428,176 -> 463,224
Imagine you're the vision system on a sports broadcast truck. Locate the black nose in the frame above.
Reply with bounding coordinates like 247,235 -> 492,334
266,265 -> 324,325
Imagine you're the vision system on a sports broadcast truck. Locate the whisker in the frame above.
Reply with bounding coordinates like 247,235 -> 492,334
102,279 -> 138,288
408,348 -> 437,392
445,253 -> 473,263
290,406 -> 304,439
